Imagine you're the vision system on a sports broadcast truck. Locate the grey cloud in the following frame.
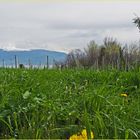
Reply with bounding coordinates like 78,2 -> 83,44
0,2 -> 140,52
46,21 -> 133,30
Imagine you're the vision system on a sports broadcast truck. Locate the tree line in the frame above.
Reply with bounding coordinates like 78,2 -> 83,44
54,16 -> 140,70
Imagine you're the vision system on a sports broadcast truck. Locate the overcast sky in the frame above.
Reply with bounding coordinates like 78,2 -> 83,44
0,1 -> 140,53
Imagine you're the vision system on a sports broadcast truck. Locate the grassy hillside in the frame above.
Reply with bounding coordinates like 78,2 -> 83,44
0,68 -> 140,139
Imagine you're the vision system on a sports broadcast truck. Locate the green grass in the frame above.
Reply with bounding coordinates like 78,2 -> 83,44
0,68 -> 140,139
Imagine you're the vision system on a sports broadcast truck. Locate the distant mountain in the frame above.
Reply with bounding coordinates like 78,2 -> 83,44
0,49 -> 67,67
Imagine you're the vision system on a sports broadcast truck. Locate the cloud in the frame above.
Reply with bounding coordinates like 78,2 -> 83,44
0,1 -> 140,52
0,42 -> 30,51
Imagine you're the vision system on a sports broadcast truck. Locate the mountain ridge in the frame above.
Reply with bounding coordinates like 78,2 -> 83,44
0,49 -> 67,67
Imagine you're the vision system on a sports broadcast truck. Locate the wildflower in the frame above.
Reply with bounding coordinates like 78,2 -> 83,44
121,93 -> 128,97
81,129 -> 94,139
69,134 -> 83,140
69,129 -> 94,140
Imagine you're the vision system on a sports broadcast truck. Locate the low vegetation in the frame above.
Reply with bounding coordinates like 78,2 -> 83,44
0,68 -> 140,139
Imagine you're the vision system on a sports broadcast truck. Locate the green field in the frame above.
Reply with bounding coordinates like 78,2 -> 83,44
0,68 -> 140,139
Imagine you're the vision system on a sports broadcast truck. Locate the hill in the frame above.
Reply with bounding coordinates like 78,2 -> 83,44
0,49 -> 67,67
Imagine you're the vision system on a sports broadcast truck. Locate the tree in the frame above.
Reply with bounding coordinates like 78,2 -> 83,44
133,15 -> 140,32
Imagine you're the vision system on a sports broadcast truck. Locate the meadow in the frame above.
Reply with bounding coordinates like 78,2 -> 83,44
0,68 -> 140,139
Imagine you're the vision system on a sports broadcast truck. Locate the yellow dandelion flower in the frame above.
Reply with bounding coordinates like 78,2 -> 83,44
69,134 -> 85,140
69,129 -> 94,140
69,134 -> 79,140
121,93 -> 128,97
81,129 -> 94,139
81,129 -> 87,138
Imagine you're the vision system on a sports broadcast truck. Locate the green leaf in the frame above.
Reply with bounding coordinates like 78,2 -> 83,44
23,91 -> 31,99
